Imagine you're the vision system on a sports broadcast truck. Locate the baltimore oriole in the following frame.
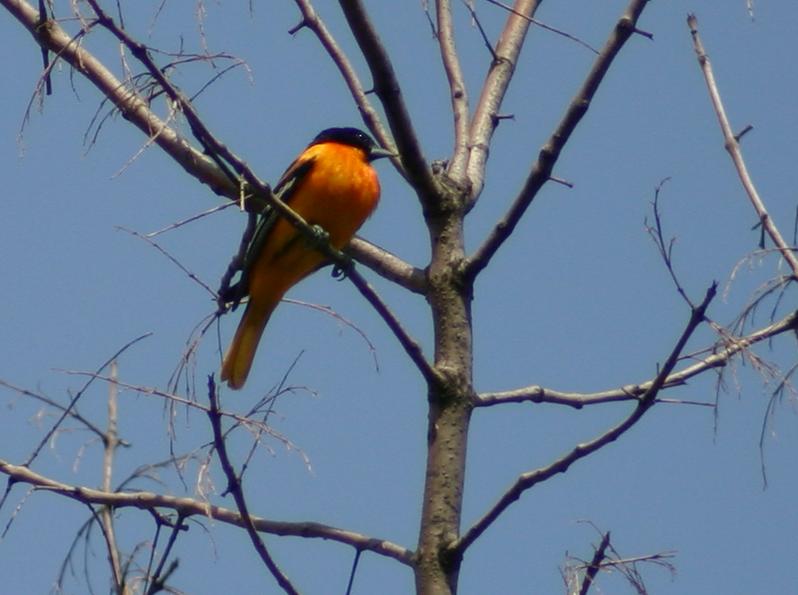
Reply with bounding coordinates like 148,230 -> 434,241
221,127 -> 393,389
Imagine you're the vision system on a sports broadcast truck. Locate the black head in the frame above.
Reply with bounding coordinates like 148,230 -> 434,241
311,127 -> 394,161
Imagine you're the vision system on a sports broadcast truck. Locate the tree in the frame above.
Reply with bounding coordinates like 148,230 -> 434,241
1,1 -> 796,593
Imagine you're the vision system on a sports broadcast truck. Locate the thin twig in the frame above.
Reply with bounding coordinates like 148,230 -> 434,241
23,333 -> 151,467
0,379 -> 113,442
146,203 -> 234,237
459,0 -> 497,62
483,0 -> 600,54
59,371 -> 299,450
3,0 -> 233,197
117,226 -> 218,299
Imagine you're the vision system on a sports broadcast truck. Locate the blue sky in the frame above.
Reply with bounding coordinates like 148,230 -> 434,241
2,1 -> 797,593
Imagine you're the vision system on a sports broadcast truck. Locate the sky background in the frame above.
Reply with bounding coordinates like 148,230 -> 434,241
2,1 -> 797,593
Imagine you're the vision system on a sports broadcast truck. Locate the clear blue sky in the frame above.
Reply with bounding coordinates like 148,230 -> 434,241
2,1 -> 797,593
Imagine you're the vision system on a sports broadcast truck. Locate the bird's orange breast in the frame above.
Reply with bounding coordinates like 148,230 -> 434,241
294,142 -> 381,247
247,142 -> 381,299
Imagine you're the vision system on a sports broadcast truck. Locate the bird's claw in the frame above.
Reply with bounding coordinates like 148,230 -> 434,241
332,254 -> 354,280
308,224 -> 330,248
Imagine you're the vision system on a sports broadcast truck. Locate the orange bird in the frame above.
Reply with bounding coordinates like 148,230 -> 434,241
221,127 -> 393,389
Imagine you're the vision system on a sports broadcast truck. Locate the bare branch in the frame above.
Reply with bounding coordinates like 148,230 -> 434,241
143,514 -> 185,595
348,237 -> 428,294
454,284 -> 715,554
206,377 -> 299,595
579,531 -> 611,595
564,524 -> 677,595
345,268 -> 444,388
687,13 -> 798,277
466,0 -> 652,279
338,0 -> 438,202
1,0 -> 234,196
289,0 -> 398,165
99,362 -> 125,592
436,0 -> 471,178
482,0 -> 600,54
0,458 -> 413,565
478,307 -> 798,408
21,333 -> 151,468
459,0 -> 498,62
60,372 -> 301,453
117,226 -> 218,299
466,0 -> 540,199
0,380 -> 113,443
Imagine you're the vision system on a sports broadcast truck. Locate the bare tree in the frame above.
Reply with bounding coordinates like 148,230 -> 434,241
1,1 -> 795,593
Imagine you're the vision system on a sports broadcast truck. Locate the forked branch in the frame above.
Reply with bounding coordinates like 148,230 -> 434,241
453,283 -> 716,555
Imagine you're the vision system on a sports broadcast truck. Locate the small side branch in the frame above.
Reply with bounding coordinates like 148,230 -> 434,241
454,284 -> 715,555
466,0 -> 652,280
687,13 -> 798,277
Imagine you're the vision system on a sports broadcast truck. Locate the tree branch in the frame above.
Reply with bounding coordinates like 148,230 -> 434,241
99,362 -> 124,593
465,0 -> 540,201
289,0 -> 399,168
579,531 -> 611,595
466,0 -> 652,279
338,0 -> 438,203
687,13 -> 798,277
452,283 -> 715,555
1,0 -> 233,197
206,377 -> 299,595
477,307 -> 798,407
0,458 -> 414,566
345,268 -> 443,388
436,0 -> 471,180
348,238 -> 427,294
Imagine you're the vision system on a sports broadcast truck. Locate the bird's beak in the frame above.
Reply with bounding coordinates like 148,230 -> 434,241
369,146 -> 398,161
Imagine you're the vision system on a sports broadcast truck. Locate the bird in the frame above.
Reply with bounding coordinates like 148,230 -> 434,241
221,127 -> 394,389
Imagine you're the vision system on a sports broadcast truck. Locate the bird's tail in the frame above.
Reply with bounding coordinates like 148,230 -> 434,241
221,301 -> 274,390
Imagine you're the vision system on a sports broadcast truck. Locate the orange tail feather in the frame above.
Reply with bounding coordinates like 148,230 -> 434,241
221,303 -> 274,390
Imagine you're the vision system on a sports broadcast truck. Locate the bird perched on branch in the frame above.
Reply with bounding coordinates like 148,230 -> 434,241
221,127 -> 394,389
